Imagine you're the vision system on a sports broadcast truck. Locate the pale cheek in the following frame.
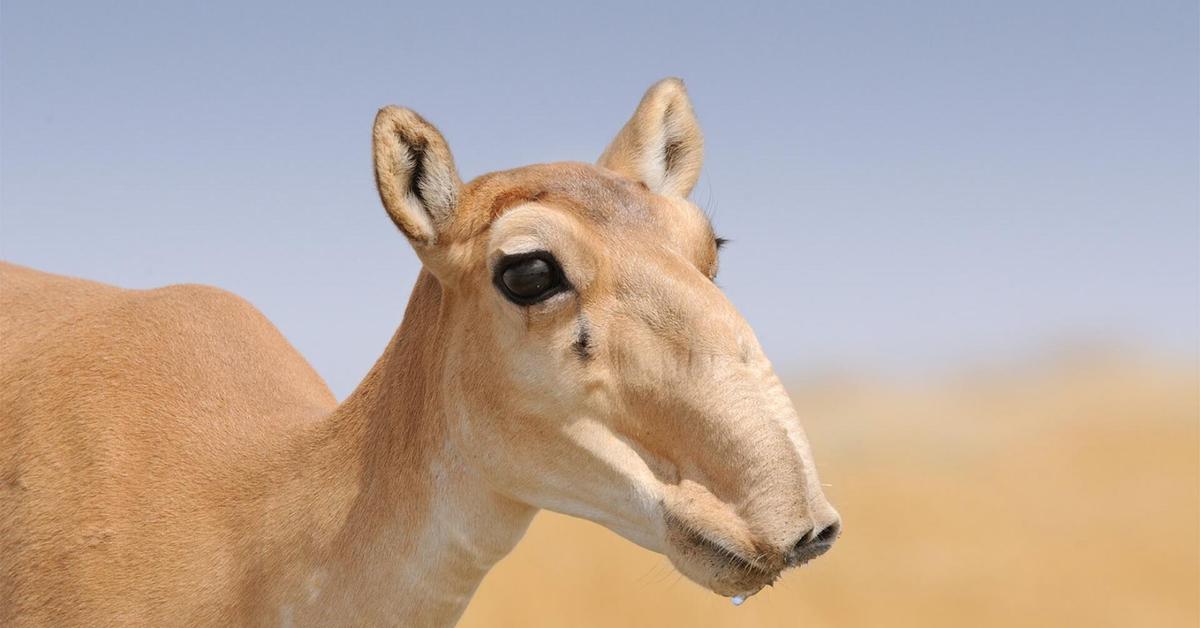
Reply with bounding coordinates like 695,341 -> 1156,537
505,347 -> 582,413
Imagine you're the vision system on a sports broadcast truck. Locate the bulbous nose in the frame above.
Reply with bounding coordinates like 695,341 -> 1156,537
789,517 -> 841,565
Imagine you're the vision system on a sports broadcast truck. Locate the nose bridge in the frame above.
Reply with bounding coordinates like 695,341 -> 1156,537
612,245 -> 840,564
675,272 -> 839,546
616,251 -> 830,514
640,262 -> 818,507
652,250 -> 756,356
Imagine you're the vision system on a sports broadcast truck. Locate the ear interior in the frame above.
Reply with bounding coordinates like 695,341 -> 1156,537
372,107 -> 461,244
598,78 -> 704,198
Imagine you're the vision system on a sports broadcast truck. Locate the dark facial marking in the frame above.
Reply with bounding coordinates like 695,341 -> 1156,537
572,315 -> 592,361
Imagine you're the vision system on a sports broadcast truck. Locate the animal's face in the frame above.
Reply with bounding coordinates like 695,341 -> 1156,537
372,79 -> 839,599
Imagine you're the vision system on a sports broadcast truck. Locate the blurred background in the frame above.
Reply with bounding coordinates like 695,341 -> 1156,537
2,1 -> 1196,626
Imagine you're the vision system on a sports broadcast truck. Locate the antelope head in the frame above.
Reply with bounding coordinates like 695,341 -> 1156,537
372,78 -> 839,599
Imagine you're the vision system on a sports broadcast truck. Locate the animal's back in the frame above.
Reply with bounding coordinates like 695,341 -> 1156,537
0,262 -> 337,625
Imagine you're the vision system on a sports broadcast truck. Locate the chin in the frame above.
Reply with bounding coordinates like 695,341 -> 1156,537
662,514 -> 785,598
666,542 -> 782,598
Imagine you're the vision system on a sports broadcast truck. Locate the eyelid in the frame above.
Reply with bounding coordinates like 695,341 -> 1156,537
493,249 -> 560,273
491,249 -> 574,305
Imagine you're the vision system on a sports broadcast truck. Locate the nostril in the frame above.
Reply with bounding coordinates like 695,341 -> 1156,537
813,520 -> 841,545
791,519 -> 840,563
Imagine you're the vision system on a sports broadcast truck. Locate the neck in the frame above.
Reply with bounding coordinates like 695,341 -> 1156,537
270,271 -> 535,626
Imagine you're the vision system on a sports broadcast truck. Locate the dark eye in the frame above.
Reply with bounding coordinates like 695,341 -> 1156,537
494,252 -> 567,305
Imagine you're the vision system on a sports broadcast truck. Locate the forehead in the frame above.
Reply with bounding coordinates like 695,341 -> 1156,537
453,162 -> 715,248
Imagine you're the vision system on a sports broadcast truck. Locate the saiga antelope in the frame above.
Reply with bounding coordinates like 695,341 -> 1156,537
0,79 -> 840,626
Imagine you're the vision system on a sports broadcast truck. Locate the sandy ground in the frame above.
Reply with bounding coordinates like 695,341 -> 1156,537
458,354 -> 1199,627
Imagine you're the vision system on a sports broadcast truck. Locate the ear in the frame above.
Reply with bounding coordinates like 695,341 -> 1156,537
598,78 -> 704,198
372,106 -> 462,245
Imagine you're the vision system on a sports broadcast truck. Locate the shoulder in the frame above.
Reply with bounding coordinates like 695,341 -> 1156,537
2,265 -> 336,416
112,283 -> 337,411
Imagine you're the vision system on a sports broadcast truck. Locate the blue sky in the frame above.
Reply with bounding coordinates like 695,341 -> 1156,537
2,1 -> 1196,396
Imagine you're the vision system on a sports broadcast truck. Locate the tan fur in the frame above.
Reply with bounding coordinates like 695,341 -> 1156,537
1,79 -> 838,627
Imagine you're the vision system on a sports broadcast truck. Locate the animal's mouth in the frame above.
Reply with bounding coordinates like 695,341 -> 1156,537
685,529 -> 775,580
662,512 -> 781,599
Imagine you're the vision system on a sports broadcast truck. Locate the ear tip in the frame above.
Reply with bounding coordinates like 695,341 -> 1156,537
642,78 -> 696,115
650,77 -> 689,97
374,105 -> 402,124
373,106 -> 412,128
